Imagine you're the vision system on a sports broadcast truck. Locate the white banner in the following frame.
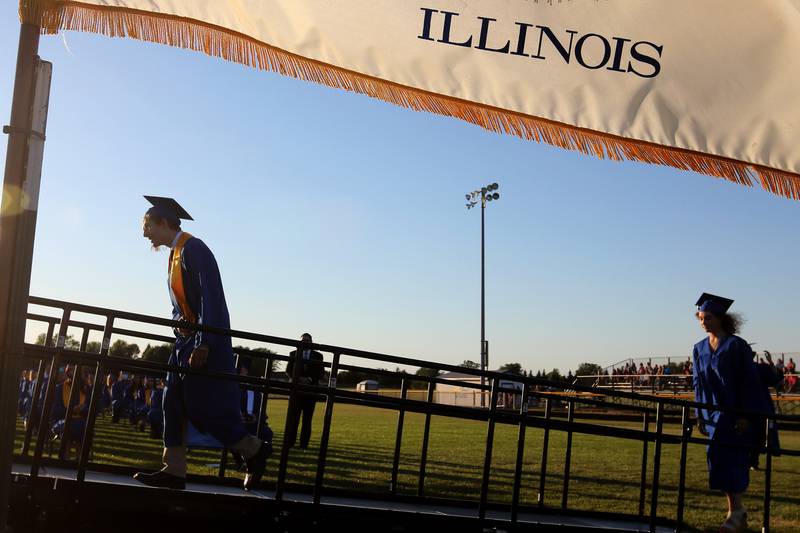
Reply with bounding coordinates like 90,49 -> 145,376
21,0 -> 800,198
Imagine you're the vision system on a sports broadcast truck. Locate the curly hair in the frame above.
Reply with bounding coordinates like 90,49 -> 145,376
695,311 -> 745,336
720,312 -> 744,336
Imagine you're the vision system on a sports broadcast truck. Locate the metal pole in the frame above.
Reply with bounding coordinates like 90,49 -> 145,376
417,381 -> 435,497
478,378 -> 499,520
675,406 -> 690,531
0,23 -> 44,531
510,384 -> 530,524
313,352 -> 340,505
276,341 -> 306,501
480,193 -> 486,407
763,419 -> 774,533
77,315 -> 115,482
537,398 -> 552,507
638,411 -> 650,517
390,378 -> 409,494
561,399 -> 575,510
649,401 -> 665,533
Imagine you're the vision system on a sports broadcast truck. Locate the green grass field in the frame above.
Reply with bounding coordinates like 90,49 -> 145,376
14,398 -> 800,533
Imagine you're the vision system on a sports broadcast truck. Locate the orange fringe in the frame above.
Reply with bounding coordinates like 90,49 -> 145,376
19,0 -> 800,200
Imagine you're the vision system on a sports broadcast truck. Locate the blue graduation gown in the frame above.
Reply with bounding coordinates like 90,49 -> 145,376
18,378 -> 32,416
693,335 -> 770,493
50,382 -> 88,442
163,236 -> 248,448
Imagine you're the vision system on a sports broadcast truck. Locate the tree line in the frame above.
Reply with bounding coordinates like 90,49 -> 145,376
33,334 -> 604,387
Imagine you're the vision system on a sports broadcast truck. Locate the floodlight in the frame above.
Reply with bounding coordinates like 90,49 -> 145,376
492,193 -> 499,200
491,182 -> 499,190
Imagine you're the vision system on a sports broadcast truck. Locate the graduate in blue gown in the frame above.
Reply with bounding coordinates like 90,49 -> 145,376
134,196 -> 271,491
17,370 -> 32,417
50,366 -> 90,458
110,371 -> 131,423
147,379 -> 165,439
692,293 -> 772,533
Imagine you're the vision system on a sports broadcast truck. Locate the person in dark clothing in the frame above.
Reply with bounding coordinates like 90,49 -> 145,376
750,350 -> 782,470
285,333 -> 324,449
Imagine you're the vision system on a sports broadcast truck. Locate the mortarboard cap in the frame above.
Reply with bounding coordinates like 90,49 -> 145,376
144,196 -> 193,223
696,292 -> 734,315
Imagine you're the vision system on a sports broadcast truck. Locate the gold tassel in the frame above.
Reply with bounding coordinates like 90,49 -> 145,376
18,0 -> 800,201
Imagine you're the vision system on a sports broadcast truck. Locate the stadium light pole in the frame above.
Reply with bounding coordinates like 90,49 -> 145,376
465,182 -> 500,408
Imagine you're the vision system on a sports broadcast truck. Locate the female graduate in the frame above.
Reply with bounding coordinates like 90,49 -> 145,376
692,293 -> 770,533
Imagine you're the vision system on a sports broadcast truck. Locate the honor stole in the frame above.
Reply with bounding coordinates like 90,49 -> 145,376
62,381 -> 86,417
169,232 -> 197,326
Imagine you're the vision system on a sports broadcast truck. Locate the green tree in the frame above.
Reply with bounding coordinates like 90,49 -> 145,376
141,343 -> 173,365
415,367 -> 441,378
233,346 -> 279,377
35,333 -> 80,350
85,341 -> 101,353
545,368 -> 563,382
575,362 -> 603,377
109,339 -> 140,359
498,362 -> 523,375
460,360 -> 480,369
410,367 -> 441,390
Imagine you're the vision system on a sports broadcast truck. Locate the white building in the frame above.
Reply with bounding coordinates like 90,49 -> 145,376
437,371 -> 523,408
356,379 -> 379,392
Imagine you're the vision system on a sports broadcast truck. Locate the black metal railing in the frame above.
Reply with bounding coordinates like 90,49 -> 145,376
8,296 -> 800,532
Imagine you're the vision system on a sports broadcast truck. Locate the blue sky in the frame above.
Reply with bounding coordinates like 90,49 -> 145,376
2,9 -> 799,374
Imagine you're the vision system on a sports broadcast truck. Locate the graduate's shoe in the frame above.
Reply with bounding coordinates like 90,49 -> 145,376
243,441 -> 273,490
133,470 -> 186,490
719,509 -> 747,533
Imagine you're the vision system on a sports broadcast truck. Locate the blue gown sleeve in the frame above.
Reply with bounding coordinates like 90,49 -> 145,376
692,345 -> 702,422
182,239 -> 231,350
731,339 -> 767,414
718,337 -> 766,415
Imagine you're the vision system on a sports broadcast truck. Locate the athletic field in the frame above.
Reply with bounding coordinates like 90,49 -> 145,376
14,398 -> 800,532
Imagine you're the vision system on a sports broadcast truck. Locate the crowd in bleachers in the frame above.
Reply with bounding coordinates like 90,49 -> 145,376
591,352 -> 799,394
592,359 -> 693,390
761,352 -> 797,393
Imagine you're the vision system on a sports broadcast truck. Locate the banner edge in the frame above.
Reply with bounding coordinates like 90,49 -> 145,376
18,0 -> 800,200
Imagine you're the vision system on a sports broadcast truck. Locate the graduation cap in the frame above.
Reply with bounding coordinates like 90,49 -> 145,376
144,196 -> 193,224
695,292 -> 734,315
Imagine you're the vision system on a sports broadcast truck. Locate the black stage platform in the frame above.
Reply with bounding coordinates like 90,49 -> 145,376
9,464 -> 674,533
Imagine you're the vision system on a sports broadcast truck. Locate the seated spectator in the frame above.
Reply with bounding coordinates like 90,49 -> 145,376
24,369 -> 48,432
148,378 -> 165,439
50,366 -> 91,459
230,357 -> 273,470
99,373 -> 115,415
129,375 -> 149,430
785,358 -> 797,393
18,369 -> 33,418
111,371 -> 131,423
